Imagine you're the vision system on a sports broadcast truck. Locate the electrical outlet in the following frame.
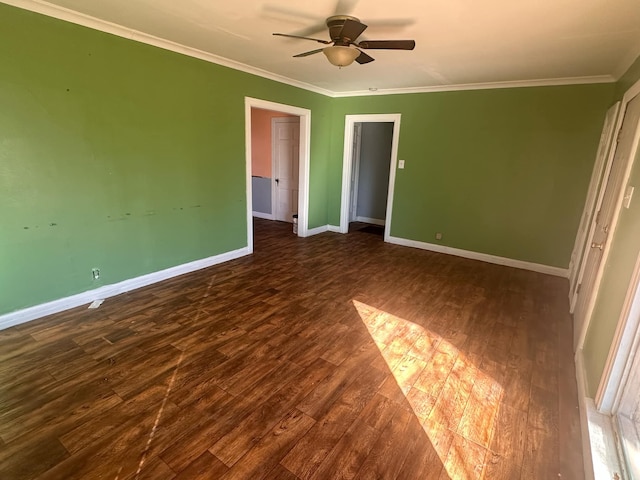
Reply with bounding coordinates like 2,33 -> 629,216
92,268 -> 100,280
435,232 -> 443,240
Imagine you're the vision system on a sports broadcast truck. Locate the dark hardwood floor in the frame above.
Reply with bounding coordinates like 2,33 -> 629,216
0,219 -> 584,479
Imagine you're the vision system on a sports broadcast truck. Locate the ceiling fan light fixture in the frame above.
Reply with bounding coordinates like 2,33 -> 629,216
323,46 -> 359,67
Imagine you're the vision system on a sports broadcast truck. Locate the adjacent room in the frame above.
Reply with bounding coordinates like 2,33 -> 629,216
1,0 -> 640,478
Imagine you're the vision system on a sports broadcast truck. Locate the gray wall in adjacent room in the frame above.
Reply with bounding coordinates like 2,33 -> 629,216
252,176 -> 271,214
356,122 -> 393,221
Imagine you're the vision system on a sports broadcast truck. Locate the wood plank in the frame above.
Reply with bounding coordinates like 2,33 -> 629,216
158,394 -> 254,472
265,465 -> 301,480
217,409 -> 315,480
0,377 -> 118,443
59,381 -> 183,454
413,341 -> 459,394
456,358 -> 504,448
281,366 -> 387,480
0,435 -> 69,480
396,415 -> 450,480
352,407 -> 414,480
173,451 -> 227,479
427,354 -> 477,431
484,404 -> 528,479
520,385 -> 560,479
210,358 -> 335,466
310,416 -> 381,480
126,456 -> 177,480
36,400 -> 183,480
438,432 -> 488,480
296,343 -> 381,420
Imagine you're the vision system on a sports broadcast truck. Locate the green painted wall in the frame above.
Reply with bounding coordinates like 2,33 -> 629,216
0,4 -> 331,314
0,2 -> 620,318
330,86 -> 614,268
583,54 -> 640,397
614,55 -> 640,101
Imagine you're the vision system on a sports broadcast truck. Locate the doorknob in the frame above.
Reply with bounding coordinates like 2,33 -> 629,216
591,242 -> 604,250
275,178 -> 279,185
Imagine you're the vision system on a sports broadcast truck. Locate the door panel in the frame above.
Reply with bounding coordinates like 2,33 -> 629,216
573,94 -> 640,348
273,118 -> 300,223
569,102 -> 620,304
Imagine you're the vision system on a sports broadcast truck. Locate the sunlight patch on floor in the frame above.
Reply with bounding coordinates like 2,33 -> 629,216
352,300 -> 503,479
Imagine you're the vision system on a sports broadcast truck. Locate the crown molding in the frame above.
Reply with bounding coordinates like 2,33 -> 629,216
2,0 -> 335,97
332,75 -> 616,97
2,0 -> 620,98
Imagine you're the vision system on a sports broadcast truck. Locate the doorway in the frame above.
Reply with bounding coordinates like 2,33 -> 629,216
349,121 -> 394,228
340,114 -> 401,241
573,91 -> 640,350
244,98 -> 311,253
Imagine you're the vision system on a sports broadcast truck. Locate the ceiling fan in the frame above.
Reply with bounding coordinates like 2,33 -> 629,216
273,15 -> 416,67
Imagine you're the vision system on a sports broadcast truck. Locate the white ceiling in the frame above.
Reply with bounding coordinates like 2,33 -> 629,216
9,0 -> 640,95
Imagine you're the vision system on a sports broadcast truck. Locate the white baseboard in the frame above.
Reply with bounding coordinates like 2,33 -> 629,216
0,247 -> 250,331
575,349 -> 624,480
306,225 -> 328,236
355,216 -> 385,226
252,211 -> 273,220
304,225 -> 341,236
387,235 -> 569,277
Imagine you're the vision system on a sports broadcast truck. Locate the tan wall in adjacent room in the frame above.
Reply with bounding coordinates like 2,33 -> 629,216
251,108 -> 296,178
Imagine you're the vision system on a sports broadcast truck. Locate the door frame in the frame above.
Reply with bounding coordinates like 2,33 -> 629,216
339,114 -> 401,240
244,97 -> 311,252
594,78 -> 640,410
569,101 -> 620,309
271,116 -> 300,222
574,79 -> 640,352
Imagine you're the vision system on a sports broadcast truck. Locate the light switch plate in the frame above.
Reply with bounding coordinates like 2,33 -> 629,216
623,185 -> 634,209
398,160 -> 405,169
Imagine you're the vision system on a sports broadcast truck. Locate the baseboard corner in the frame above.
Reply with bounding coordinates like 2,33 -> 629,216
0,246 -> 250,331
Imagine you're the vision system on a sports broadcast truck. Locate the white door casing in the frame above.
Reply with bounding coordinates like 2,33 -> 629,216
611,271 -> 640,477
569,102 -> 620,308
272,117 -> 300,223
573,91 -> 640,351
244,97 -> 311,251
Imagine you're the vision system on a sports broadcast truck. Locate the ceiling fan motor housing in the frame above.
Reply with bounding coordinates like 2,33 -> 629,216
326,15 -> 360,44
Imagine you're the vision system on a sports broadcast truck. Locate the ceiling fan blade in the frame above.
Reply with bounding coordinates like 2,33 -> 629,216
290,23 -> 331,39
273,33 -> 331,44
339,18 -> 368,42
365,18 -> 416,29
262,4 -> 320,22
355,50 -> 375,64
293,48 -> 324,58
357,40 -> 416,50
334,0 -> 359,15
